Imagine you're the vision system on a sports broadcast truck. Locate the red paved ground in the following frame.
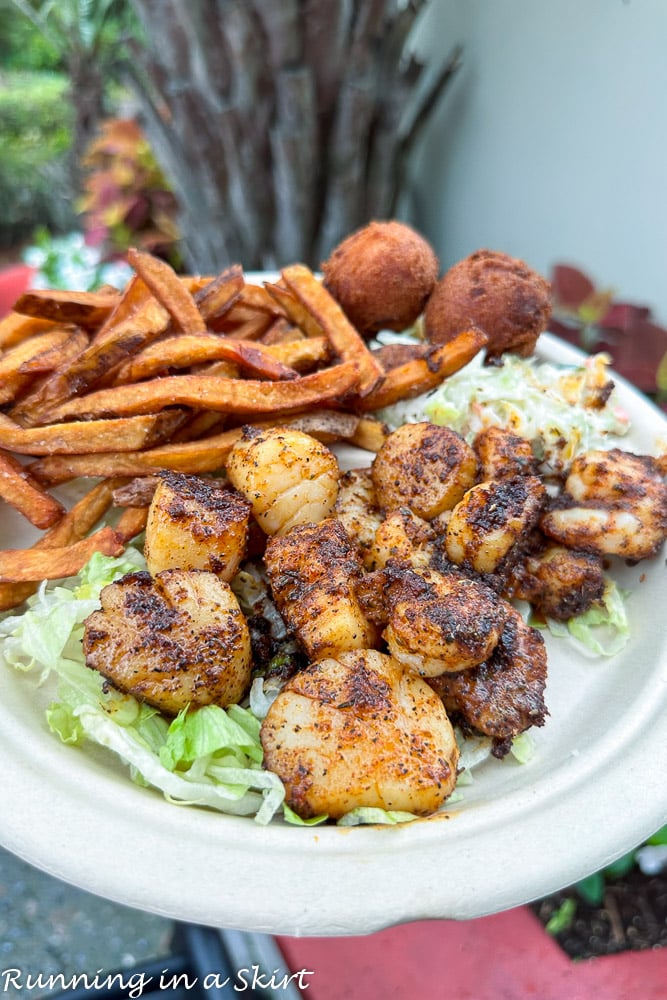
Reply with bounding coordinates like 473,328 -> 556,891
278,906 -> 667,999
0,263 -> 33,316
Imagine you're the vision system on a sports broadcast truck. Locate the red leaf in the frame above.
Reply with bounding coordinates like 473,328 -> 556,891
551,264 -> 596,309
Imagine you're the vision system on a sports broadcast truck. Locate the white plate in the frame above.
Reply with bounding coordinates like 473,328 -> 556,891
1,333 -> 666,936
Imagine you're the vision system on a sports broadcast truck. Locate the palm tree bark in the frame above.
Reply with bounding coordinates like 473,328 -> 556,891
126,0 -> 459,272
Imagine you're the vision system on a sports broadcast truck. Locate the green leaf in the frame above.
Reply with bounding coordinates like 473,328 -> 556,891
604,851 -> 637,879
283,804 -> 328,827
647,824 -> 667,846
575,871 -> 606,906
545,897 -> 577,935
656,350 -> 667,394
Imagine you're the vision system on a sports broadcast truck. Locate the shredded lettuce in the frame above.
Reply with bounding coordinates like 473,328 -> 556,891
535,579 -> 630,658
337,807 -> 417,827
0,550 -> 285,825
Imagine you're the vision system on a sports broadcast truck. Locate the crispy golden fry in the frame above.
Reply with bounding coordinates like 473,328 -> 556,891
4,329 -> 89,412
267,336 -> 330,370
46,360 -> 360,422
260,317 -> 305,345
280,265 -> 384,396
0,526 -> 124,583
194,265 -> 244,326
29,436 -> 244,483
13,292 -> 170,426
17,327 -> 88,375
240,282 -> 288,316
354,327 -> 489,411
349,415 -> 390,452
0,447 -> 65,528
216,310 -> 274,341
111,333 -> 300,384
0,478 -> 121,610
264,282 -> 325,339
0,327 -> 82,406
29,410 -> 362,484
92,274 -> 153,344
12,287 -> 118,329
112,477 -> 160,507
0,411 -> 186,456
114,504 -> 149,542
0,312 -> 61,350
169,410 -> 228,442
127,248 -> 206,333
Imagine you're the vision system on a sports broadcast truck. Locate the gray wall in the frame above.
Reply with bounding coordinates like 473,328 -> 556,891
412,0 -> 667,321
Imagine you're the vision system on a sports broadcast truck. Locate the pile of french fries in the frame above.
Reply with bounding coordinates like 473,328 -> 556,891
0,249 -> 487,609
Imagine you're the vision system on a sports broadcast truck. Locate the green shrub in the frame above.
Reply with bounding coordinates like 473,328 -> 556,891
0,71 -> 76,247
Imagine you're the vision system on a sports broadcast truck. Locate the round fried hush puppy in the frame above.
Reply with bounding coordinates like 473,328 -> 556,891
424,249 -> 552,359
321,220 -> 439,336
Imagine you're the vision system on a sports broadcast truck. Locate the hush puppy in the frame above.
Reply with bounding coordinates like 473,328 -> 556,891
321,220 -> 439,337
424,250 -> 552,359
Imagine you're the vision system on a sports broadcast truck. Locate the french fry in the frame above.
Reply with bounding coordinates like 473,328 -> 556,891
0,411 -> 186,456
17,327 -> 88,375
260,317 -> 305,345
195,265 -> 245,326
354,327 -> 489,411
12,293 -> 170,426
238,282 -> 288,316
349,415 -> 390,452
264,281 -> 325,339
0,312 -> 61,350
0,478 -> 122,610
111,333 -> 301,384
92,274 -> 154,344
112,477 -> 160,508
0,448 -> 65,528
12,287 -> 118,329
29,409 -> 363,485
0,526 -> 124,583
0,327 -> 77,405
279,265 -> 384,395
114,504 -> 149,542
29,428 -> 250,483
127,248 -> 206,333
46,360 -> 360,421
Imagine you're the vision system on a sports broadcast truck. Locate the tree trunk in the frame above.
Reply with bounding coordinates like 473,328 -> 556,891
126,0 -> 459,273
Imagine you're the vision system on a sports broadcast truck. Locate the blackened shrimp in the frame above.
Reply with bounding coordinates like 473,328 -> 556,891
428,605 -> 548,752
333,468 -> 383,568
473,425 -> 538,480
358,564 -> 508,677
445,475 -> 547,576
260,648 -> 459,819
264,518 -> 379,659
508,541 -> 605,621
541,448 -> 667,561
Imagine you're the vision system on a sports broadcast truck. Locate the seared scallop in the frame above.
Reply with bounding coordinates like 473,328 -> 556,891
144,471 -> 250,581
260,648 -> 459,819
226,425 -> 340,536
83,569 -> 252,714
371,421 -> 478,520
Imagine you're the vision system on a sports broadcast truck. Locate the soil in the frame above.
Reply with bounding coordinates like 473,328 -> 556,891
531,870 -> 667,959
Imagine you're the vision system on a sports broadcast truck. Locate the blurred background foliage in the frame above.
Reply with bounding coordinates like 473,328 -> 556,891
0,0 -> 140,251
1,0 -> 460,272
